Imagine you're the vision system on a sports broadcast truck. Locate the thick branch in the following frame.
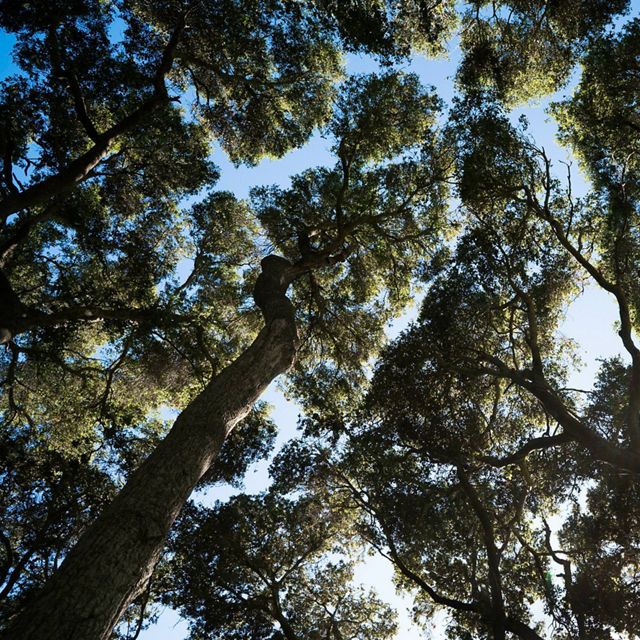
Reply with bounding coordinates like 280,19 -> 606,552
345,468 -> 542,640
504,617 -> 545,640
268,585 -> 302,640
339,474 -> 479,614
525,177 -> 640,449
478,353 -> 640,472
383,539 -> 478,613
334,140 -> 351,230
479,432 -> 575,467
457,468 -> 506,640
0,269 -> 28,344
0,283 -> 193,344
0,17 -> 186,220
542,519 -> 587,639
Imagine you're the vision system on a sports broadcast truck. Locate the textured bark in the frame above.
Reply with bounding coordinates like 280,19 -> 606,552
0,270 -> 28,345
3,256 -> 298,640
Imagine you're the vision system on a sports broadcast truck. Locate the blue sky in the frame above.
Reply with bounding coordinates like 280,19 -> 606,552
1,5 -> 638,638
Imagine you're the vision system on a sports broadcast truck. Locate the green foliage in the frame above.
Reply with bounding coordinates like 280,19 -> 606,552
0,435 -> 117,621
164,491 -> 397,640
0,2 -> 453,629
254,71 -> 449,410
1,2 -> 640,639
559,471 -> 640,638
316,0 -> 458,58
553,18 -> 640,194
133,0 -> 344,164
264,28 -> 640,637
457,0 -> 629,103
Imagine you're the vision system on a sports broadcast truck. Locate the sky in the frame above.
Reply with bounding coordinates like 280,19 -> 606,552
0,5 -> 638,639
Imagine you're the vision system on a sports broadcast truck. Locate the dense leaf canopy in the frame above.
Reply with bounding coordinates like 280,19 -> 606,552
0,1 -> 638,639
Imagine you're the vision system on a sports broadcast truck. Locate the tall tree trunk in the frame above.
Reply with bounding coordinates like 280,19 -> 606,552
2,256 -> 299,640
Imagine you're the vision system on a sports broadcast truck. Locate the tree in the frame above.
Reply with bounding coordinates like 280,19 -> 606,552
0,2 -> 634,639
164,492 -> 397,640
414,86 -> 640,474
260,17 -> 640,637
272,415 -> 551,639
1,65 -> 448,638
456,0 -> 630,103
352,90 -> 640,637
0,0 -> 458,635
0,397 -> 277,633
553,17 -> 640,194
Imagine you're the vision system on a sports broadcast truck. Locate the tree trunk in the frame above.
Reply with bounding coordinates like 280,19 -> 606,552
0,270 -> 28,344
2,256 -> 299,640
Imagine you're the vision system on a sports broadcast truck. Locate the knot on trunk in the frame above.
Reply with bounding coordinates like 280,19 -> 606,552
253,255 -> 296,325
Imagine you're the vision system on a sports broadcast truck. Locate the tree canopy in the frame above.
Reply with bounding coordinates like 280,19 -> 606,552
0,1 -> 638,639
165,492 -> 397,640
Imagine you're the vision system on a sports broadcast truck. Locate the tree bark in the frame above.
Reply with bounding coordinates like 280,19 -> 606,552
0,270 -> 28,344
2,255 -> 299,640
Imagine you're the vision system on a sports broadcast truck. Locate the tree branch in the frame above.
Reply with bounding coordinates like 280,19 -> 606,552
479,432 -> 575,467
47,25 -> 100,143
476,351 -> 640,472
0,15 -> 187,220
457,467 -> 506,640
